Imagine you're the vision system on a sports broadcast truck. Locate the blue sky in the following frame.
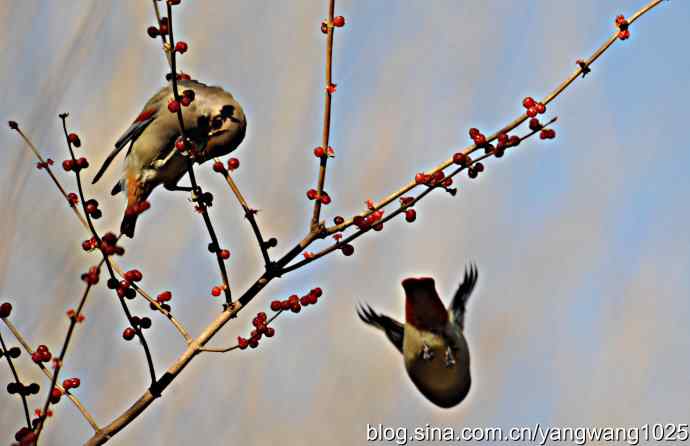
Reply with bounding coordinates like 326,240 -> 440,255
1,1 -> 689,445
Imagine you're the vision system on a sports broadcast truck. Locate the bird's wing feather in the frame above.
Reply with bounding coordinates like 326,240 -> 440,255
357,303 -> 404,353
450,264 -> 478,329
92,116 -> 155,184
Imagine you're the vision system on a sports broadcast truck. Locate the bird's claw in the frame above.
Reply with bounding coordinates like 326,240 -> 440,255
420,343 -> 434,361
444,346 -> 455,368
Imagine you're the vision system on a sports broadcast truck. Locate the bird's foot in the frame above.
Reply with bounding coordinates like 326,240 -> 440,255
420,343 -> 434,361
444,347 -> 456,368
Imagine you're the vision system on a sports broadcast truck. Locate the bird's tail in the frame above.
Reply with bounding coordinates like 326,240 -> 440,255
120,212 -> 138,238
120,174 -> 146,238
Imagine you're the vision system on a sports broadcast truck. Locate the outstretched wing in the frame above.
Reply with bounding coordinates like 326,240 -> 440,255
357,303 -> 404,353
450,263 -> 478,329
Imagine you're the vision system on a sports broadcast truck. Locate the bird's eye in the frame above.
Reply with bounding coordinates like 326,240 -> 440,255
211,115 -> 224,130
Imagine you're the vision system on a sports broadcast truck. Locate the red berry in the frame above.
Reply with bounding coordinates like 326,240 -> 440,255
472,133 -> 486,146
333,16 -> 346,27
522,97 -> 536,109
529,118 -> 542,131
313,146 -> 325,157
468,128 -> 480,139
326,83 -> 337,94
237,336 -> 249,350
179,73 -> 191,81
468,167 -> 478,179
181,95 -> 192,107
212,161 -> 224,172
124,269 -> 142,282
452,152 -> 470,167
211,287 -> 222,297
300,295 -> 311,306
70,378 -> 80,388
415,173 -> 428,184
312,287 -> 323,298
372,222 -> 383,231
509,135 -> 521,146
265,327 -> 275,337
548,129 -> 556,139
535,102 -> 546,114
334,215 -> 344,225
168,0 -> 181,5
618,29 -> 630,40
291,302 -> 301,313
219,249 -> 230,260
175,41 -> 188,54
341,244 -> 354,256
526,107 -> 538,118
168,100 -> 180,113
62,159 -> 74,171
497,133 -> 508,145
270,300 -> 282,311
306,189 -> 318,200
68,133 -> 81,147
50,387 -> 62,401
227,158 -> 240,170
475,162 -> 484,173
77,157 -> 89,169
540,130 -> 548,139
67,193 -> 79,205
320,193 -> 331,205
0,302 -> 12,318
405,209 -> 416,222
123,328 -> 135,341
494,148 -> 505,158
147,26 -> 160,38
157,291 -> 172,302
249,338 -> 259,349
615,15 -> 627,26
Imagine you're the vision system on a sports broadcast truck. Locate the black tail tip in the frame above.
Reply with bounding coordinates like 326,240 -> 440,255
120,215 -> 137,238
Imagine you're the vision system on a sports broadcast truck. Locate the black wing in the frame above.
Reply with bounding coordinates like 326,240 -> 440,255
92,117 -> 155,184
357,303 -> 404,354
450,263 -> 478,329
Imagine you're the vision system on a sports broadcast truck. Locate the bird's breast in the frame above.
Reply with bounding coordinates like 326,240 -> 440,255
403,324 -> 471,408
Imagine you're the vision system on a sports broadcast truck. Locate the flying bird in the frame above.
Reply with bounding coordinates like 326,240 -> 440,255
92,79 -> 247,237
357,264 -> 478,408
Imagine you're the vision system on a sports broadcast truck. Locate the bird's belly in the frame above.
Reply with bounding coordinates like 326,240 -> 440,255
403,326 -> 471,408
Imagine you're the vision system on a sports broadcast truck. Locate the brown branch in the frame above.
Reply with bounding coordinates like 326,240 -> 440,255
33,282 -> 94,441
83,1 -> 665,443
282,118 -> 559,274
213,161 -> 273,269
323,0 -> 664,237
1,318 -> 99,432
310,0 -> 337,232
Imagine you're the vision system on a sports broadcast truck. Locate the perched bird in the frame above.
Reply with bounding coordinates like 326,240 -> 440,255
357,265 -> 478,408
92,79 -> 247,237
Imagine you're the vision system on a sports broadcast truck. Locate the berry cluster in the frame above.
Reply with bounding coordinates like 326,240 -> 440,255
62,377 -> 80,391
122,316 -> 152,341
522,97 -> 547,118
269,288 -> 323,314
65,308 -> 85,323
236,312 -> 275,350
313,146 -> 336,158
146,17 -> 170,38
6,381 -> 40,397
31,345 -> 52,364
80,266 -> 100,286
98,232 -> 126,256
150,290 -> 173,312
84,198 -> 102,219
35,158 -> 54,170
321,15 -> 346,33
467,162 -> 485,179
306,189 -> 332,205
353,208 -> 385,231
108,269 -> 143,300
616,15 -> 630,40
61,157 -> 89,172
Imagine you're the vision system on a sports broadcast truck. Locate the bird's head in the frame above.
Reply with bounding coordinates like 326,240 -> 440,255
402,277 -> 448,332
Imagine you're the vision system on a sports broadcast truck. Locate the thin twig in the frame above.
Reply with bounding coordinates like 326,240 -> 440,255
215,161 -> 272,269
164,2 -> 233,305
0,329 -> 32,429
1,318 -> 100,431
10,121 -> 192,343
282,118 -> 559,274
310,0 -> 337,232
